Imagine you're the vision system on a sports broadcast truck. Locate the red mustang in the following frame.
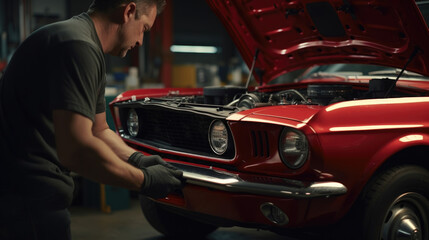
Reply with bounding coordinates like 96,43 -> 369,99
110,0 -> 429,239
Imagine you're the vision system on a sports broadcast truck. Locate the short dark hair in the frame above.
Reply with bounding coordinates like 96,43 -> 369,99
88,0 -> 166,16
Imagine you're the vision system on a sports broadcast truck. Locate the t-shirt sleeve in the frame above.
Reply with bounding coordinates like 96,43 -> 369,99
96,77 -> 106,115
48,41 -> 105,121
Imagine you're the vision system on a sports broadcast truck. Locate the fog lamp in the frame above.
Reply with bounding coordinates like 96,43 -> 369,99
260,202 -> 289,225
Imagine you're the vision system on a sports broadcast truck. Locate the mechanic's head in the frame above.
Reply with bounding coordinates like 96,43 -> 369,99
88,0 -> 166,57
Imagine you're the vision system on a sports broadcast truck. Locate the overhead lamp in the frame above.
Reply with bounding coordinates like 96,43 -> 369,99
170,45 -> 219,54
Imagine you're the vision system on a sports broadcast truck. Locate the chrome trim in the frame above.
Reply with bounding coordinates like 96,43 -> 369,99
173,163 -> 347,199
122,137 -> 237,162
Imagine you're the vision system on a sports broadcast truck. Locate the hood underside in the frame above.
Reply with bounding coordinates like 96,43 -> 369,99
206,0 -> 429,83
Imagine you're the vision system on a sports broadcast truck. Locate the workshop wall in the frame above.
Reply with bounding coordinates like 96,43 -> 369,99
0,0 -> 5,60
32,0 -> 67,30
0,0 -> 20,63
169,0 -> 244,87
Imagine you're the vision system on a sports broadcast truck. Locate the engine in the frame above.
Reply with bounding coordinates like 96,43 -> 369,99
154,79 -> 414,111
201,84 -> 355,109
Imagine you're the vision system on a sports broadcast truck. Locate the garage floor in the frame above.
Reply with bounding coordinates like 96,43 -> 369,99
69,198 -> 300,240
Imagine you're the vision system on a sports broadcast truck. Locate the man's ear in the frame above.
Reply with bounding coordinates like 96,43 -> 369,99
123,2 -> 137,23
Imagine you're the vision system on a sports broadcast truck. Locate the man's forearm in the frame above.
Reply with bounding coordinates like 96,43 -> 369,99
54,110 -> 143,190
93,127 -> 136,161
64,134 -> 144,191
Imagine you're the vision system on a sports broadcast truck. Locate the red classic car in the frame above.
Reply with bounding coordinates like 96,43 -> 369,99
110,0 -> 429,239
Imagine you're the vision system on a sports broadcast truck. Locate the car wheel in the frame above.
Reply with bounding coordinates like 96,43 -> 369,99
140,196 -> 218,238
351,165 -> 429,240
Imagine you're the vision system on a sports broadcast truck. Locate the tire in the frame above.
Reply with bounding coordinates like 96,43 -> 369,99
349,165 -> 429,240
140,196 -> 218,239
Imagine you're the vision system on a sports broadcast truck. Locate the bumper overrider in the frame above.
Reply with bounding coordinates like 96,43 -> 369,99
173,162 -> 347,198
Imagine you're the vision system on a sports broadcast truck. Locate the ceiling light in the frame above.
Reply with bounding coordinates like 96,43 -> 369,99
170,45 -> 219,54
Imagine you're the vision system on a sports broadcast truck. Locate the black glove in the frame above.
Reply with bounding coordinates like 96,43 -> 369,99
128,152 -> 184,199
140,165 -> 183,199
128,152 -> 177,170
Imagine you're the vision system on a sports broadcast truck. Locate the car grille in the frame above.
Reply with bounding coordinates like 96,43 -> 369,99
120,105 -> 235,159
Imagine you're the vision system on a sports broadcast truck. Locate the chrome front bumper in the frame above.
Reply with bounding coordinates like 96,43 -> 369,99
172,163 -> 347,199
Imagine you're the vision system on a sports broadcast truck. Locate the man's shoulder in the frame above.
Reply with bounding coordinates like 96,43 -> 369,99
35,13 -> 101,52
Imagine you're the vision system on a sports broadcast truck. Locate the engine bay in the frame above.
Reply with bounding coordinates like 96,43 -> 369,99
149,78 -> 420,111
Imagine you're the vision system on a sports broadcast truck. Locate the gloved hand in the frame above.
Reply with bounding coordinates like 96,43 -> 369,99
140,164 -> 183,199
128,152 -> 184,199
128,152 -> 177,170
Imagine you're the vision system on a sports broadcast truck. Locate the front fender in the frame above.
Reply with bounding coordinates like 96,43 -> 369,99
306,97 -> 429,218
364,133 -> 429,181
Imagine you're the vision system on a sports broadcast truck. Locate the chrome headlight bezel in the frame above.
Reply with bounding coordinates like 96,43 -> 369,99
208,120 -> 229,155
127,109 -> 139,137
278,128 -> 309,169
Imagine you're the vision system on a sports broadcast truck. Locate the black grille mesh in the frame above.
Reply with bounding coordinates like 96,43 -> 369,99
121,106 -> 235,159
139,107 -> 211,149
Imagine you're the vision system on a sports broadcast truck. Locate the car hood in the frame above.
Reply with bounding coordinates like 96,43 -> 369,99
228,105 -> 324,126
206,0 -> 429,83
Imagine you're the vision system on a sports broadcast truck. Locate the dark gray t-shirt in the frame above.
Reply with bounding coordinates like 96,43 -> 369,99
0,13 -> 105,211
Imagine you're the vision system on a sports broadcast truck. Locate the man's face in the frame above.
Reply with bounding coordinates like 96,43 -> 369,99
114,4 -> 157,58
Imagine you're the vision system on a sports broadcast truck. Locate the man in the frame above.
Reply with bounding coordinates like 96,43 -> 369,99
0,0 -> 183,239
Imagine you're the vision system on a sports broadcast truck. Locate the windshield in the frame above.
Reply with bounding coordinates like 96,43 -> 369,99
269,63 -> 429,85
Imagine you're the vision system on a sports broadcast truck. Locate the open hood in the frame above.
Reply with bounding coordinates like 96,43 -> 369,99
206,0 -> 429,83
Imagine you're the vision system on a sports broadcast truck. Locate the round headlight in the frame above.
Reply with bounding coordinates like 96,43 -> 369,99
127,109 -> 139,137
209,120 -> 228,155
279,128 -> 308,169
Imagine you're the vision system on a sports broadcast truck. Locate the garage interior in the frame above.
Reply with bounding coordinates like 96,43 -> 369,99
0,0 -> 248,88
3,0 -> 429,239
0,0 -> 294,239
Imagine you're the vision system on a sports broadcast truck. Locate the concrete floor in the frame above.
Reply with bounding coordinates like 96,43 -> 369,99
69,198 -> 301,240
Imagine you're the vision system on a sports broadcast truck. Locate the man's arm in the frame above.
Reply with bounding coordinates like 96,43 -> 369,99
91,112 -> 135,161
53,109 -> 143,191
